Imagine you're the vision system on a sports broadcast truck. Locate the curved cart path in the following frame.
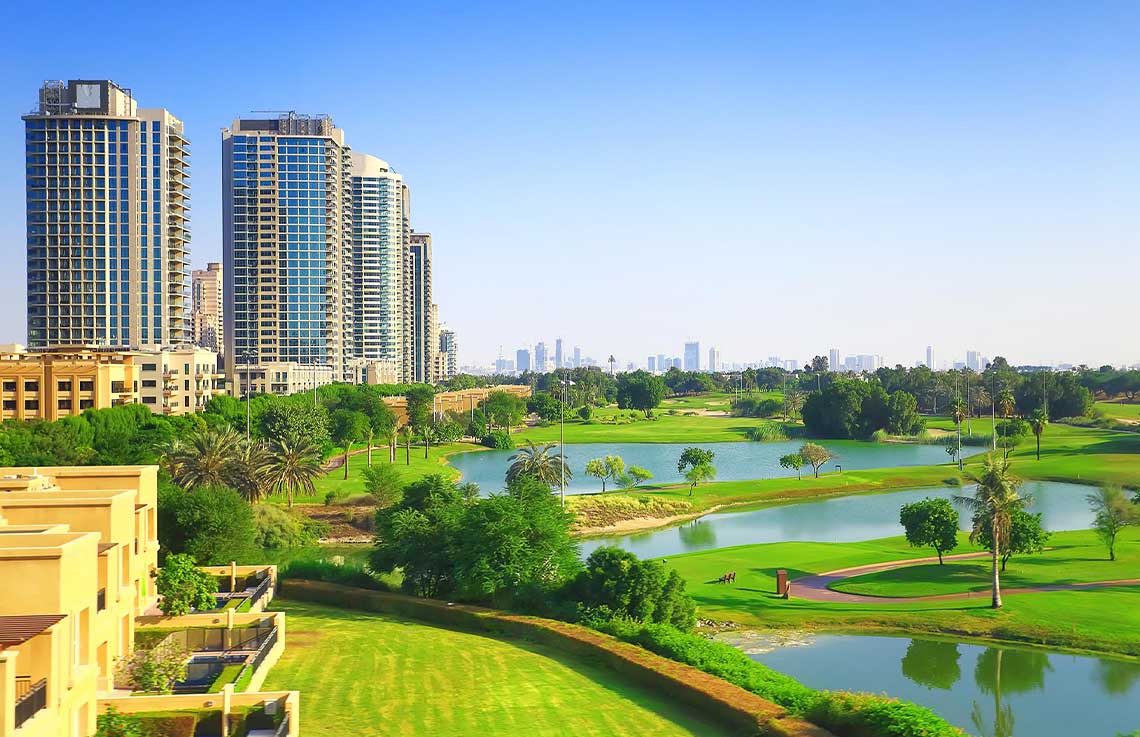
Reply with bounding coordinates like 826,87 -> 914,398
792,551 -> 1140,604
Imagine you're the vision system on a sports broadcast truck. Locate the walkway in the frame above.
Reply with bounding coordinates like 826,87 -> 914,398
792,552 -> 1140,604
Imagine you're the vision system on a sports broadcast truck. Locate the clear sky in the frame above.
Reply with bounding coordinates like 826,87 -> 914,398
1,1 -> 1137,369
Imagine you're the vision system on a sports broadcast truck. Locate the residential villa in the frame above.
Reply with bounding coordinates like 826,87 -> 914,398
0,466 -> 298,737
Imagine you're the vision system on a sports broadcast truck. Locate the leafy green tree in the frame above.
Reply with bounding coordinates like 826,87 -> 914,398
779,452 -> 804,480
799,442 -> 833,478
677,447 -> 715,474
1028,409 -> 1048,461
330,409 -> 370,479
372,475 -> 466,598
683,463 -> 716,496
585,455 -> 625,492
263,435 -> 324,507
616,370 -> 667,416
1087,485 -> 1136,561
405,384 -> 436,458
260,399 -> 330,450
627,466 -> 653,487
801,377 -> 871,438
570,546 -> 695,629
482,390 -> 526,430
955,454 -> 1032,608
899,498 -> 960,564
973,508 -> 1050,571
153,553 -> 217,615
115,636 -> 188,693
157,483 -> 255,565
363,463 -> 405,509
577,405 -> 593,421
887,391 -> 925,435
527,392 -> 567,423
506,441 -> 570,486
96,706 -> 142,737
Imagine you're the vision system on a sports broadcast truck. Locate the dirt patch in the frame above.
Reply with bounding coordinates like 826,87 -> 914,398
297,504 -> 377,542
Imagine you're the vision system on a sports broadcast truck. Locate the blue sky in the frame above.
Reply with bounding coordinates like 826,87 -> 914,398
1,1 -> 1137,368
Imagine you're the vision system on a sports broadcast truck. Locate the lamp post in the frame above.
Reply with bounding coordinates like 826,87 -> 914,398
559,378 -> 575,509
987,363 -> 996,452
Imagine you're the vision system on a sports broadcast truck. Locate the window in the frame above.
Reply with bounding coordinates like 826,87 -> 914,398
2,400 -> 14,411
79,399 -> 93,409
142,396 -> 156,405
142,363 -> 157,371
24,399 -> 39,411
79,380 -> 94,391
58,399 -> 72,410
24,381 -> 38,392
58,380 -> 72,392
142,379 -> 156,388
2,381 -> 14,392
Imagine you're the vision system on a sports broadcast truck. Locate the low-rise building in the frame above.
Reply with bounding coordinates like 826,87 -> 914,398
0,349 -> 139,422
231,361 -> 335,398
135,347 -> 224,415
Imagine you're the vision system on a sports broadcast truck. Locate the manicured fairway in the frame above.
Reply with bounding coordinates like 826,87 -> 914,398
513,410 -> 776,443
665,531 -> 1140,657
1095,400 -> 1140,421
262,599 -> 733,737
303,443 -> 465,502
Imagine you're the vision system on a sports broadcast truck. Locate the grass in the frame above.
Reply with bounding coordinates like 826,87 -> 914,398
831,529 -> 1139,597
297,442 -> 468,504
1095,400 -> 1140,421
664,530 -> 1140,657
262,599 -> 733,737
514,410 -> 785,444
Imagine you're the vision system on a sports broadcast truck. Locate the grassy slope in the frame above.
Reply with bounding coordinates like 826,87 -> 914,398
666,530 -> 1140,656
262,599 -> 731,737
300,442 -> 469,503
831,529 -> 1139,597
1095,400 -> 1140,421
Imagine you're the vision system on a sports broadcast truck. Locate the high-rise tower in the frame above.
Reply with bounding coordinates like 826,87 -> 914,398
24,80 -> 190,348
408,232 -> 434,383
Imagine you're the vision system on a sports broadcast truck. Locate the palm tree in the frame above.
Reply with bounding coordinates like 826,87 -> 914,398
951,398 -> 966,470
955,454 -> 1032,608
262,435 -> 324,507
230,441 -> 273,503
997,390 -> 1015,419
164,426 -> 244,491
608,355 -> 616,376
506,441 -> 570,486
1028,408 -> 1048,461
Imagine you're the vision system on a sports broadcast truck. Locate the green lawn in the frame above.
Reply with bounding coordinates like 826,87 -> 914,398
831,529 -> 1139,597
514,407 -> 784,444
262,599 -> 732,737
664,531 -> 1140,657
1095,400 -> 1140,421
297,442 -> 470,503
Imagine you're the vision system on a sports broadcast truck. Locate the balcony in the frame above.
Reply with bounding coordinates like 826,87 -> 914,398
14,677 -> 47,729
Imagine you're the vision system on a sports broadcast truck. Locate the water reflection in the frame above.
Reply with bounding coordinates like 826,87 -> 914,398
970,648 -> 1052,737
1091,658 -> 1140,695
677,520 -> 717,549
900,639 -> 961,690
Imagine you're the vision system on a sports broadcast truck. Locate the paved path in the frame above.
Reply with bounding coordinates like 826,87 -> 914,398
792,552 -> 1140,604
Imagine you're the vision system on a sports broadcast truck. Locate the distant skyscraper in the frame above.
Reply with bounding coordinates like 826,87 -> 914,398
516,348 -> 531,373
408,232 -> 434,382
438,328 -> 457,379
926,345 -> 935,369
223,113 -> 352,389
192,264 -> 223,356
829,348 -> 841,372
25,80 -> 191,348
647,356 -> 656,372
351,151 -> 411,383
966,350 -> 981,372
555,338 -> 563,369
672,357 -> 683,370
657,353 -> 666,373
573,345 -> 582,368
535,342 -> 547,372
708,346 -> 721,372
684,342 -> 701,371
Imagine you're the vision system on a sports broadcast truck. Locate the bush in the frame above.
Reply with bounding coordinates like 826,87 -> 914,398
96,706 -> 141,737
730,397 -> 782,418
567,547 -> 695,629
870,429 -> 889,443
363,463 -> 404,509
577,405 -> 593,420
997,418 -> 1030,438
481,430 -> 514,449
280,558 -> 389,591
252,505 -> 322,549
157,482 -> 256,565
136,714 -> 196,737
745,423 -> 788,442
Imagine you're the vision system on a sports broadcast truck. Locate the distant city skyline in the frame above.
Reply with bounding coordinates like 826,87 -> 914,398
2,4 -> 1138,368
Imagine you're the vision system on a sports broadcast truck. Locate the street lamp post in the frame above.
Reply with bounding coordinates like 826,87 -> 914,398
559,379 -> 575,509
988,364 -> 997,452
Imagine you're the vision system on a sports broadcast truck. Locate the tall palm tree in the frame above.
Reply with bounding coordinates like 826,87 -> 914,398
506,441 -> 570,486
951,398 -> 966,470
230,441 -> 273,503
262,435 -> 324,507
1028,408 -> 1048,461
997,390 -> 1015,419
164,426 -> 244,491
955,454 -> 1032,608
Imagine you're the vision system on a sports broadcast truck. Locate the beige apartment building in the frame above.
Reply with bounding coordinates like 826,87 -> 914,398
135,347 -> 224,415
0,349 -> 138,422
190,264 -> 223,357
0,466 -> 298,737
23,80 -> 190,350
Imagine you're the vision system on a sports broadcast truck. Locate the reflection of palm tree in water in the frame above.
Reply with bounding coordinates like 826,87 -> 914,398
970,647 -> 1052,737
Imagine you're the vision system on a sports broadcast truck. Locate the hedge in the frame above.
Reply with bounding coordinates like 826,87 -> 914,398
281,579 -> 831,737
593,620 -> 965,737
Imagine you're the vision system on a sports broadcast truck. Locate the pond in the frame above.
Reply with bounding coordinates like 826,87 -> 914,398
721,631 -> 1140,737
449,440 -> 985,496
577,481 -> 1097,559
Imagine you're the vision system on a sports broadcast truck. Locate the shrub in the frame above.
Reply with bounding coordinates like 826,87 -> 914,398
96,706 -> 141,737
280,558 -> 389,591
153,553 -> 217,615
745,423 -> 789,442
324,491 -> 337,506
116,636 -> 188,693
363,463 -> 404,509
577,405 -> 593,420
567,547 -> 695,629
157,483 -> 256,565
481,431 -> 514,449
870,429 -> 889,443
997,418 -> 1030,438
136,714 -> 197,737
730,397 -> 782,418
252,505 -> 322,549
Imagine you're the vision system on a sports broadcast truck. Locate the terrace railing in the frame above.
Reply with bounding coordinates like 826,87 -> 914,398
14,677 -> 47,728
234,626 -> 278,686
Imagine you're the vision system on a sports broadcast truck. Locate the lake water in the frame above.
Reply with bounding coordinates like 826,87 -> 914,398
724,632 -> 1140,737
577,481 -> 1097,559
449,440 -> 984,496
